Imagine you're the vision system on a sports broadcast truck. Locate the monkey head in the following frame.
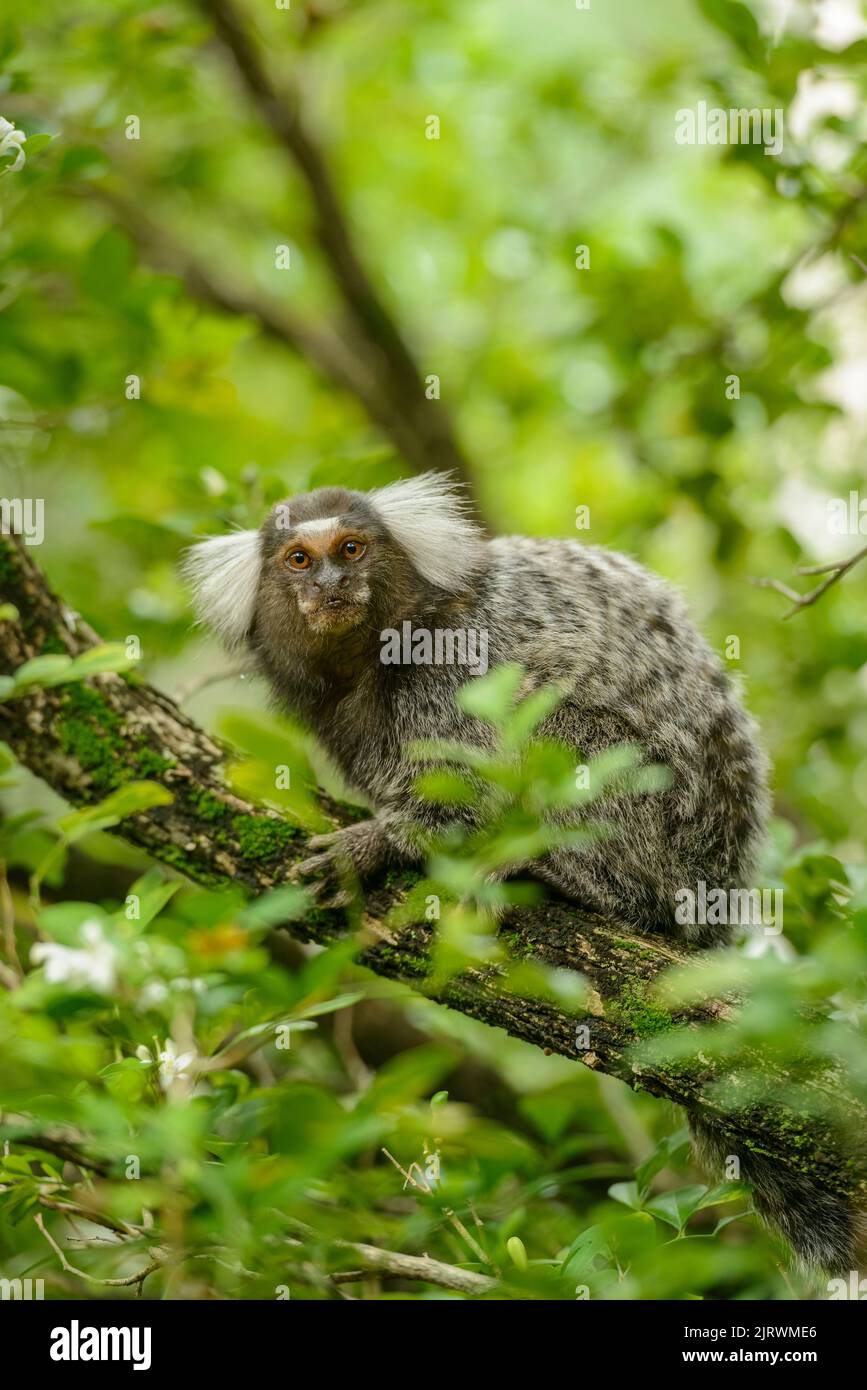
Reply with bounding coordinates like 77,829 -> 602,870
183,472 -> 486,651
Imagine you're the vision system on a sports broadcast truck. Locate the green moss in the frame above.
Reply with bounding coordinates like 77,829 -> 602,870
611,935 -> 658,960
57,684 -> 177,793
135,749 -> 177,779
0,546 -> 19,587
231,812 -> 298,862
499,927 -> 535,959
181,788 -> 299,861
610,980 -> 674,1037
57,684 -> 127,792
187,788 -> 231,823
157,841 -> 227,886
56,678 -> 300,873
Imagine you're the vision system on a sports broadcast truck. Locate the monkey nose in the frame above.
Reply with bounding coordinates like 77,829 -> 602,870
314,574 -> 349,595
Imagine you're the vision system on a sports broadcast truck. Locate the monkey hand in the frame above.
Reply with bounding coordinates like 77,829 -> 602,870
293,817 -> 392,907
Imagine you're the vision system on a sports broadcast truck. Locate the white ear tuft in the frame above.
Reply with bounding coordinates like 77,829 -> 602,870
182,529 -> 261,648
368,472 -> 485,591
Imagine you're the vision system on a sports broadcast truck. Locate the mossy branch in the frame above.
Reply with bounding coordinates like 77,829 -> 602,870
0,536 -> 864,1207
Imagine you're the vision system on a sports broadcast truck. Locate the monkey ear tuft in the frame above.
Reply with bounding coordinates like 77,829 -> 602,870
368,472 -> 485,591
182,529 -> 262,648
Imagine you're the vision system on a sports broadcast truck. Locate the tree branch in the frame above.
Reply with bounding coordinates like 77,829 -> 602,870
0,536 -> 864,1207
86,184 -> 439,480
331,1242 -> 497,1295
753,544 -> 867,618
195,0 -> 476,490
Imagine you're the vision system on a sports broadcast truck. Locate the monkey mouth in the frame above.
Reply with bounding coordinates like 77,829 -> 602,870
305,596 -> 363,632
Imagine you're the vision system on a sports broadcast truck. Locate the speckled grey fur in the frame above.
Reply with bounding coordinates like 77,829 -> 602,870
185,473 -> 859,1274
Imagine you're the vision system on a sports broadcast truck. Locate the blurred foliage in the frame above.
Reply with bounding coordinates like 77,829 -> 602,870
1,0 -> 867,1299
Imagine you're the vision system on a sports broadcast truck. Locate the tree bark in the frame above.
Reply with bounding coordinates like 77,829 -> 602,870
0,535 -> 863,1204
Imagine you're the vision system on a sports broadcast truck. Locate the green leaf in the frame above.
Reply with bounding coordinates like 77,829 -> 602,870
240,884 -> 309,930
506,1235 -> 528,1270
64,644 -> 139,679
58,781 -> 173,842
22,133 -> 53,156
11,654 -> 72,688
635,1126 -> 690,1197
643,1185 -> 709,1231
561,1224 -> 611,1278
608,1180 -> 642,1210
456,663 -> 524,722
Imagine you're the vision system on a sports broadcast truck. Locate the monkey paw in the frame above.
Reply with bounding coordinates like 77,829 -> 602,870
293,819 -> 390,907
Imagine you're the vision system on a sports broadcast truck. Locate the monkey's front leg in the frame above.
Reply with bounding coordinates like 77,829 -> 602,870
294,814 -> 400,906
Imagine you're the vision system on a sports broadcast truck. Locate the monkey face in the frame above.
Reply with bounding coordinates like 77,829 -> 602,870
185,475 -> 484,652
260,488 -> 387,637
276,527 -> 373,634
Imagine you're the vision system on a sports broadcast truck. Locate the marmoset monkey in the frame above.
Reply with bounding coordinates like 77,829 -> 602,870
185,471 -> 855,1274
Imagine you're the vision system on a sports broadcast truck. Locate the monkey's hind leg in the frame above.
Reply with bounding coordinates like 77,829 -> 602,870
530,853 -> 649,931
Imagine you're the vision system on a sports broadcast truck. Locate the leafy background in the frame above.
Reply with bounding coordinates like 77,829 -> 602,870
1,0 -> 866,1299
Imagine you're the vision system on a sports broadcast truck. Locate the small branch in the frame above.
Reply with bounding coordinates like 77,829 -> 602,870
332,1241 -> 497,1296
34,1212 -> 162,1290
36,1195 -> 145,1238
175,661 -> 251,706
442,1207 -> 493,1269
753,543 -> 867,618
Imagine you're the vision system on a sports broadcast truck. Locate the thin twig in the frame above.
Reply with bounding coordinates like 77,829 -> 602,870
441,1207 -> 494,1268
34,1212 -> 162,1290
753,544 -> 867,618
11,1134 -> 110,1176
175,662 -> 250,705
381,1146 -> 433,1194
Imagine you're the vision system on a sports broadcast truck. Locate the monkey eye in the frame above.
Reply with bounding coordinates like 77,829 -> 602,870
286,549 -> 311,570
340,538 -> 366,561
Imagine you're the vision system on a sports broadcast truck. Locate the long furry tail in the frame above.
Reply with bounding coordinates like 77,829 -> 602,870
689,1113 -> 860,1276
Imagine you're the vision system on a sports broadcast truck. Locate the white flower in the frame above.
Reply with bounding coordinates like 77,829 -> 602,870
0,117 -> 26,174
157,1038 -> 197,1090
31,920 -> 118,993
136,1037 -> 205,1098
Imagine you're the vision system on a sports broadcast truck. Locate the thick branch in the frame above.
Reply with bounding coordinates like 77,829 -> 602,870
88,184 -> 441,479
0,536 -> 864,1204
196,0 -> 477,491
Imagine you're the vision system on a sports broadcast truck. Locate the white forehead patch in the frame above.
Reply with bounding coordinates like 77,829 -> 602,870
292,516 -> 342,538
182,529 -> 261,649
368,472 -> 485,591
